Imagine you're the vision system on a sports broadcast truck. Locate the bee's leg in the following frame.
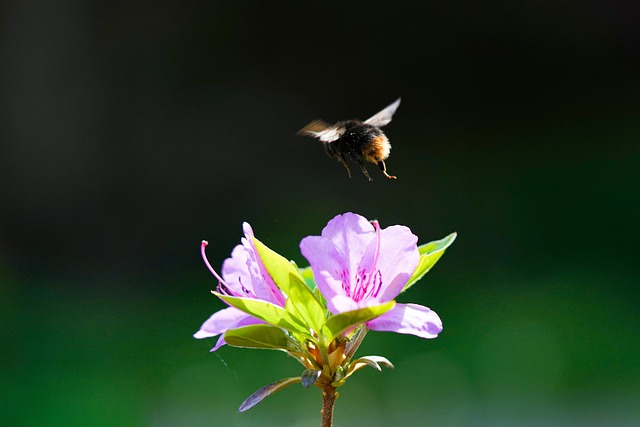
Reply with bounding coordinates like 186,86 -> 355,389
338,156 -> 352,179
377,160 -> 397,179
357,160 -> 373,181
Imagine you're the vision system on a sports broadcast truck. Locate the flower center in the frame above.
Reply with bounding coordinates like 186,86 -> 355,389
352,268 -> 382,302
340,220 -> 384,303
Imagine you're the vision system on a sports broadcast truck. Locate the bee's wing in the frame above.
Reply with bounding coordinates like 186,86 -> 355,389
364,98 -> 401,128
297,120 -> 343,143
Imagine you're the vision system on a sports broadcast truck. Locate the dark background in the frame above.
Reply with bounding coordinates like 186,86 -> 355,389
1,1 -> 639,426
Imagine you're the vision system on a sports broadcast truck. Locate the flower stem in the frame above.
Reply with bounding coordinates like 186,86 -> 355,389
321,384 -> 337,427
345,325 -> 368,360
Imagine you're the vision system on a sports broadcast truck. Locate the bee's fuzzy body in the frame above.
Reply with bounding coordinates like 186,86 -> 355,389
298,99 -> 401,181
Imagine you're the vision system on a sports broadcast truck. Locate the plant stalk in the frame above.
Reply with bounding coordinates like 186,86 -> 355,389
321,384 -> 337,427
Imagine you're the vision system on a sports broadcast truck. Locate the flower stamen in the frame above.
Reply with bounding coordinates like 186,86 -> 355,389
201,240 -> 232,291
349,220 -> 384,303
238,276 -> 257,298
361,220 -> 382,299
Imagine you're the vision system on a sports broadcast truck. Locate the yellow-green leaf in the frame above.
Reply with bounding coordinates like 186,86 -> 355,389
252,237 -> 306,295
214,292 -> 310,336
403,232 -> 457,292
284,272 -> 326,333
298,266 -> 317,290
323,301 -> 396,342
253,237 -> 325,332
224,324 -> 292,351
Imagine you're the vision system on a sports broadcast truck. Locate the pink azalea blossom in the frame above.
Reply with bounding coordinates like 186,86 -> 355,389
300,213 -> 442,339
194,223 -> 285,351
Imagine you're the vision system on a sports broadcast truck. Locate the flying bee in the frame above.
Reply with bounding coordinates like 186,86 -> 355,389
297,98 -> 401,181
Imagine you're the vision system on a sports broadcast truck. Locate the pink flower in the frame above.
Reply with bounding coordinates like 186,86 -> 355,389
300,213 -> 442,339
194,223 -> 285,351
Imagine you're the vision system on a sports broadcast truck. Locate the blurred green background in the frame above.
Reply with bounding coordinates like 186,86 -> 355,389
1,1 -> 639,426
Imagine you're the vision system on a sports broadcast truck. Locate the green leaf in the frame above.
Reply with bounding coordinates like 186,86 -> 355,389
214,292 -> 310,336
252,237 -> 325,332
346,355 -> 395,379
299,266 -> 327,312
403,232 -> 457,292
284,272 -> 326,333
224,324 -> 292,351
252,237 -> 306,295
298,266 -> 317,290
238,377 -> 301,413
323,301 -> 396,342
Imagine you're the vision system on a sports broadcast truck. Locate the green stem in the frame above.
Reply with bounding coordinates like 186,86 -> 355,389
321,384 -> 337,427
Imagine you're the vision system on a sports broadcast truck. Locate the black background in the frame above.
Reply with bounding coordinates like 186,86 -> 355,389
2,1 -> 639,425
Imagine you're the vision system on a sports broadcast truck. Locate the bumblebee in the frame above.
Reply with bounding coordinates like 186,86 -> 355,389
298,98 -> 401,180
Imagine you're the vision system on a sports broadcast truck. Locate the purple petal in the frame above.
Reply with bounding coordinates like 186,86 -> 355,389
242,223 -> 286,306
324,214 -> 375,289
301,213 -> 421,313
329,294 -> 361,313
374,225 -> 420,302
350,224 -> 418,305
210,334 -> 227,352
300,235 -> 345,313
301,213 -> 377,313
193,306 -> 250,339
221,245 -> 254,295
322,213 -> 374,261
367,303 -> 443,339
219,223 -> 285,306
207,314 -> 265,352
242,222 -> 254,237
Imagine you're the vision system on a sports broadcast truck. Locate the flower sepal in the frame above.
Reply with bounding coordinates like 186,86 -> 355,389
345,355 -> 395,379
